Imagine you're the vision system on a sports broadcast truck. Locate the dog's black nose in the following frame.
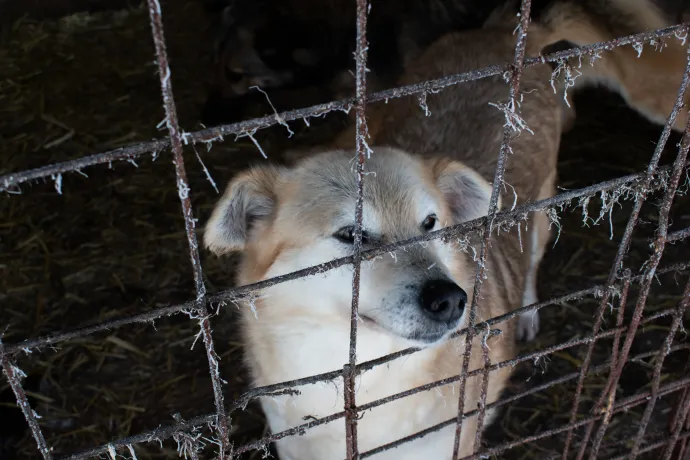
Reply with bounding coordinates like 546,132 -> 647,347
420,280 -> 467,323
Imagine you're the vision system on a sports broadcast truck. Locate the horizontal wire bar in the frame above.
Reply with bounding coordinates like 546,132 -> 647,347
0,139 -> 170,191
237,307 -> 688,458
60,414 -> 216,460
607,432 -> 690,460
233,278 -> 689,414
360,377 -> 690,459
4,14 -> 689,460
468,380 -> 690,460
4,160 -> 684,355
144,0 -> 230,455
562,32 -> 690,460
6,261 -> 689,412
0,24 -> 687,191
57,310 -> 688,459
354,318 -> 687,415
541,430 -> 690,460
669,226 -> 690,243
343,0 -> 371,455
454,0 -> 534,455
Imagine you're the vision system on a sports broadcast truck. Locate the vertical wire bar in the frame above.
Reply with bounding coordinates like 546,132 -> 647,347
585,271 -> 632,460
0,340 -> 53,460
145,0 -> 229,456
571,270 -> 634,459
344,0 -> 370,458
665,382 -> 690,460
670,358 -> 690,460
560,35 -> 690,459
620,110 -> 690,458
605,270 -> 631,380
673,376 -> 690,434
472,324 -> 493,453
451,1 -> 533,457
681,406 -> 690,460
614,104 -> 690,457
630,276 -> 690,458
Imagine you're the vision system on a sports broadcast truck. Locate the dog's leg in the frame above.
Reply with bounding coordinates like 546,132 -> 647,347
560,95 -> 577,133
517,208 -> 552,342
517,220 -> 541,342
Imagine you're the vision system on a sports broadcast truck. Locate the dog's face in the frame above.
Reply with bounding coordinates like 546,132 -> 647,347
205,148 -> 497,346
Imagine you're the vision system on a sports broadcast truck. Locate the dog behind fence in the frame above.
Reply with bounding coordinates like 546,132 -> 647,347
0,0 -> 689,459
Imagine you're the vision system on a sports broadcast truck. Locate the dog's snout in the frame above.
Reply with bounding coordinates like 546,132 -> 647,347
420,280 -> 467,323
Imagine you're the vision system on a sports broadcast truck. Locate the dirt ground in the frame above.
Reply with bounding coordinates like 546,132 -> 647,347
0,1 -> 689,459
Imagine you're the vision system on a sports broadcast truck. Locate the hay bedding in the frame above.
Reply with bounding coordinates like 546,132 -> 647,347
0,1 -> 688,459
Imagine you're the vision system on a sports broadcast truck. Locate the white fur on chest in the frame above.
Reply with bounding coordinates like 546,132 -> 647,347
245,309 -> 465,460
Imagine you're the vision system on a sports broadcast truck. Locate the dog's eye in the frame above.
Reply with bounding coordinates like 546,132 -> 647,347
421,214 -> 437,232
334,226 -> 369,244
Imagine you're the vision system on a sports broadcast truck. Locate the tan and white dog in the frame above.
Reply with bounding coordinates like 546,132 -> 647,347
204,5 -> 564,458
536,0 -> 690,132
205,146 -> 527,460
203,1 -> 690,458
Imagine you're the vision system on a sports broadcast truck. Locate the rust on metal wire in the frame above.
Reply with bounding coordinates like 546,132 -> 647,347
2,0 -> 690,458
612,98 -> 690,459
5,259 -> 687,431
669,356 -> 690,460
58,336 -> 690,460
3,161 -> 684,357
669,226 -> 690,243
145,0 -> 230,456
664,359 -> 690,460
361,378 -> 690,460
343,0 -> 371,457
581,270 -> 632,460
0,340 -> 53,460
452,1 -> 533,457
0,25 -> 687,192
624,98 -> 690,457
560,31 -> 690,460
606,432 -> 690,460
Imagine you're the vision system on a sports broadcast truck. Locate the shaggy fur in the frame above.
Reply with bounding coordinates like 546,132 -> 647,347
204,0 -> 688,457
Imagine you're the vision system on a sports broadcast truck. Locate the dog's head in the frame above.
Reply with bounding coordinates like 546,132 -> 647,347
205,148 -> 497,346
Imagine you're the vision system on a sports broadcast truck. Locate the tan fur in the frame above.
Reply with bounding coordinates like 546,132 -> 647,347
204,3 -> 690,454
204,5 -> 568,456
538,0 -> 690,132
227,150 -> 518,459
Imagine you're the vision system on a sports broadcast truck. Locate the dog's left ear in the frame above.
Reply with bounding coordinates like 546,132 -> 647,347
430,158 -> 501,223
204,165 -> 286,255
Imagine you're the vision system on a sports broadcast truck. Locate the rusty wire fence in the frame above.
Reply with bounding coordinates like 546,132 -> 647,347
1,0 -> 690,458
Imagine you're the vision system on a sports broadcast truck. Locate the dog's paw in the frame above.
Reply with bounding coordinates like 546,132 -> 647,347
516,309 -> 540,342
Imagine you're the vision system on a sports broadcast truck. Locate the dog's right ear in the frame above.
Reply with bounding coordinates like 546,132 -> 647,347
429,158 -> 499,224
204,165 -> 285,255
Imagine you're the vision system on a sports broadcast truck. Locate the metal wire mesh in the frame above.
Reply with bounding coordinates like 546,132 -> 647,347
1,0 -> 689,459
